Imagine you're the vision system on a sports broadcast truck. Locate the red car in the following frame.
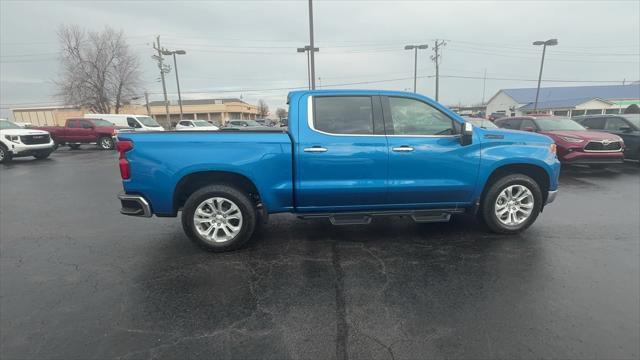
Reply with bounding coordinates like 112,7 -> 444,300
495,116 -> 624,168
35,118 -> 122,150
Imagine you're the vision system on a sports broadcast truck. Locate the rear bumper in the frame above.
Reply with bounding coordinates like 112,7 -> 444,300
118,193 -> 152,217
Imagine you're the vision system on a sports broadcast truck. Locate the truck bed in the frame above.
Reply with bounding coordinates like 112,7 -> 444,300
117,130 -> 294,216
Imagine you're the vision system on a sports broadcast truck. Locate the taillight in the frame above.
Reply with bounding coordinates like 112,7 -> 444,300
117,140 -> 133,180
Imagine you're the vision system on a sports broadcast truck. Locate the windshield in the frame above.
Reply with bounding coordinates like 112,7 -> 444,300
136,116 -> 161,127
194,120 -> 212,127
0,120 -> 22,129
621,114 -> 640,128
466,118 -> 497,128
535,117 -> 585,131
89,119 -> 115,127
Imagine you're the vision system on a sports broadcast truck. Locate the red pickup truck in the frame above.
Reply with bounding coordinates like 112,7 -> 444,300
36,118 -> 122,150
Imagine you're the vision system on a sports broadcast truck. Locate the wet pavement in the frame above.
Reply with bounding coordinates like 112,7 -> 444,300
1,149 -> 639,359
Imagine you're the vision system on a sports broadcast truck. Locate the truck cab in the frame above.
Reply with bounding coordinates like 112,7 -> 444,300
117,90 -> 561,252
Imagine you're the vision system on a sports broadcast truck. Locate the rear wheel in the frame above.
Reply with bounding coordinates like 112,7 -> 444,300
0,145 -> 11,164
98,136 -> 114,150
181,185 -> 257,252
480,174 -> 543,234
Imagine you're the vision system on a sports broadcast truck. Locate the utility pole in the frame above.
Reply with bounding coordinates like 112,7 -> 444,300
404,44 -> 428,93
308,0 -> 316,90
431,39 -> 447,101
152,36 -> 170,126
481,68 -> 487,105
162,49 -> 187,121
144,91 -> 150,115
532,39 -> 558,112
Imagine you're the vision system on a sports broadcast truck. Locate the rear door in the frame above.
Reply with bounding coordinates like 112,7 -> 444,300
383,95 -> 480,205
78,120 -> 97,142
295,95 -> 388,211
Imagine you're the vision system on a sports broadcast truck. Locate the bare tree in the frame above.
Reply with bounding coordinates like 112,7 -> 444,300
56,25 -> 141,114
275,107 -> 288,119
257,99 -> 269,118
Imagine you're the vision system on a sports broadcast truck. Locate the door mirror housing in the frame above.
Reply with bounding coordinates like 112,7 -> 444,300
460,122 -> 473,146
619,126 -> 632,133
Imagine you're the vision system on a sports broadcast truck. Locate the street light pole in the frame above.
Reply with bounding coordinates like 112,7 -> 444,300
532,38 -> 558,112
404,44 -> 428,93
308,0 -> 316,90
162,49 -> 186,121
297,45 -> 319,90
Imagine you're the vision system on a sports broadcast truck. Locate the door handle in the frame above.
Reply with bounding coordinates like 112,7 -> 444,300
392,146 -> 414,152
304,146 -> 328,153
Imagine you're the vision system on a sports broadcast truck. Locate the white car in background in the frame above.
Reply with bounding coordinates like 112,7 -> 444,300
0,119 -> 56,163
175,119 -> 220,131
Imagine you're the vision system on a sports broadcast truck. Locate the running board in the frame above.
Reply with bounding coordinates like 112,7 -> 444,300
297,208 -> 464,226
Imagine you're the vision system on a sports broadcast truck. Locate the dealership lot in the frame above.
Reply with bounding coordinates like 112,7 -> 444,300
0,150 -> 638,359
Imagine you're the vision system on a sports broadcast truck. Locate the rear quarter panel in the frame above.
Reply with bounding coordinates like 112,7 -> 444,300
119,131 -> 293,215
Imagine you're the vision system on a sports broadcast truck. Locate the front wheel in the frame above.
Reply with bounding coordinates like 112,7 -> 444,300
181,185 -> 257,252
0,146 -> 12,164
98,136 -> 114,150
480,174 -> 543,234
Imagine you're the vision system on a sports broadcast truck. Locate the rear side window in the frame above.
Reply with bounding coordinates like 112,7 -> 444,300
314,96 -> 373,135
67,120 -> 78,128
580,117 -> 605,129
127,117 -> 141,128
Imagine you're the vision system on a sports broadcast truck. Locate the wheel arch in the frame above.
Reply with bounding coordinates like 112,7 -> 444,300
173,170 -> 262,214
480,163 -> 551,205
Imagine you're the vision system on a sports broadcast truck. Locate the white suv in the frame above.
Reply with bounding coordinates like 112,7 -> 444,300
0,119 -> 56,163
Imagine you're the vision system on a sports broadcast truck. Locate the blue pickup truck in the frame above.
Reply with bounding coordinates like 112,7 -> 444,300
117,90 -> 560,251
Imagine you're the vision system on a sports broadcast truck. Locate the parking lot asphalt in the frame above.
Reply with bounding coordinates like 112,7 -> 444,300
1,148 -> 639,359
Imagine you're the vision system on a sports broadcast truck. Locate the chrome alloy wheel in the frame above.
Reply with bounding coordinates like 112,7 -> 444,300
193,197 -> 243,243
101,137 -> 113,149
494,185 -> 534,226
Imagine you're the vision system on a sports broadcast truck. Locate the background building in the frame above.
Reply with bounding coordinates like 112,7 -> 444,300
11,98 -> 260,128
147,98 -> 259,127
485,84 -> 640,117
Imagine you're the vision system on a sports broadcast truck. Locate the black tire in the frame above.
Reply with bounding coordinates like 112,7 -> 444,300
0,145 -> 12,164
98,136 -> 114,150
33,151 -> 51,160
480,174 -> 543,234
68,144 -> 81,150
181,185 -> 257,252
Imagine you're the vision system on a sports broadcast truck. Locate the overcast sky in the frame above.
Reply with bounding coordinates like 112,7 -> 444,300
1,0 -> 639,117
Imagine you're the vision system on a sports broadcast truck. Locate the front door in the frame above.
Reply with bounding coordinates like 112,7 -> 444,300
383,96 -> 480,206
295,95 -> 388,211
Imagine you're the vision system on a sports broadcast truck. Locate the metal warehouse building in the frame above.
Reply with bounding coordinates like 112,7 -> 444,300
485,84 -> 640,118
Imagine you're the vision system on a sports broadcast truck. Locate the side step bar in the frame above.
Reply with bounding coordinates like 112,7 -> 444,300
297,208 -> 465,226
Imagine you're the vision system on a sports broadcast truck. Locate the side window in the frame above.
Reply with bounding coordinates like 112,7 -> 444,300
387,97 -> 453,136
314,96 -> 373,135
127,117 -> 141,128
605,117 -> 628,131
178,121 -> 189,126
67,120 -> 78,128
580,117 -> 605,129
520,119 -> 536,131
80,120 -> 93,129
500,119 -> 521,130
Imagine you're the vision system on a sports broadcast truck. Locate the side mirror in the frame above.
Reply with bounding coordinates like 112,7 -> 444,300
523,126 -> 535,132
619,126 -> 632,133
460,122 -> 473,146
